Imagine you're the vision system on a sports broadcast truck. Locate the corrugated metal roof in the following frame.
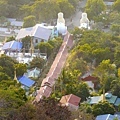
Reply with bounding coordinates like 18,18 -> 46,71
16,27 -> 33,40
18,76 -> 35,87
2,40 -> 22,51
11,21 -> 23,27
60,94 -> 81,106
16,24 -> 52,40
114,98 -> 120,106
96,114 -> 115,120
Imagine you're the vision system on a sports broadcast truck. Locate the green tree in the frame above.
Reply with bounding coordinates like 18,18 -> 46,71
14,63 -> 27,77
12,98 -> 71,120
0,54 -> 18,78
110,24 -> 120,35
68,0 -> 79,7
0,72 -> 11,81
66,57 -> 87,73
0,16 -> 9,27
22,36 -> 31,52
29,57 -> 45,70
0,1 -> 8,17
48,38 -> 62,49
85,0 -> 106,20
92,101 -> 115,116
70,30 -> 114,65
20,4 -> 33,18
55,69 -> 90,101
93,59 -> 116,89
57,0 -> 75,18
114,44 -> 120,67
6,36 -> 15,42
33,0 -> 60,22
109,11 -> 120,24
113,0 -> 120,12
0,80 -> 27,119
23,15 -> 36,28
110,79 -> 120,97
76,82 -> 90,101
37,42 -> 53,58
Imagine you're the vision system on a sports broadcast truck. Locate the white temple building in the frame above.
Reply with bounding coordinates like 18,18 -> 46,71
79,13 -> 90,30
56,12 -> 67,36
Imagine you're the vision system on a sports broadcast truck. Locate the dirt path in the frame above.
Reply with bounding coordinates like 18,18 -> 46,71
66,0 -> 87,28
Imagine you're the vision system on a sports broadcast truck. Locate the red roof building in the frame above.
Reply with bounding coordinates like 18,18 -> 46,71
81,72 -> 98,89
60,94 -> 81,110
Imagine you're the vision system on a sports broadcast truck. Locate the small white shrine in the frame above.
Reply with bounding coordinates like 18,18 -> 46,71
56,12 -> 67,35
79,13 -> 90,29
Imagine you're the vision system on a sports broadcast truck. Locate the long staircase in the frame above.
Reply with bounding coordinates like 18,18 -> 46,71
35,32 -> 73,102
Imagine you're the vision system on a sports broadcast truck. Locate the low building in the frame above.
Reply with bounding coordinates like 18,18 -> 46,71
60,94 -> 81,110
16,24 -> 53,46
96,114 -> 120,120
18,75 -> 35,91
7,18 -> 23,29
2,40 -> 22,52
87,92 -> 120,107
25,67 -> 41,78
81,71 -> 98,90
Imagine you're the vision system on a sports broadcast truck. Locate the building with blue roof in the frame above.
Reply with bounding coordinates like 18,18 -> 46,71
18,76 -> 35,90
96,114 -> 120,120
2,40 -> 22,51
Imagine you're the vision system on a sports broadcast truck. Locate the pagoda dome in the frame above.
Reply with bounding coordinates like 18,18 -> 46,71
56,22 -> 67,35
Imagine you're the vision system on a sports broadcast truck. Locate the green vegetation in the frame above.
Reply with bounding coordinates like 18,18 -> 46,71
0,0 -> 120,119
113,0 -> 120,12
53,69 -> 90,101
14,63 -> 27,77
23,15 -> 36,28
0,0 -> 78,22
92,101 -> 115,116
85,0 -> 106,20
0,80 -> 27,119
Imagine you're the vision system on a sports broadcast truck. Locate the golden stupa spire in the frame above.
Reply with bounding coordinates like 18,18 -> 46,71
102,89 -> 106,102
14,68 -> 18,83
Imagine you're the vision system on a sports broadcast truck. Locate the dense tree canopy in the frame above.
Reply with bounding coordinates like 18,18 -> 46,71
0,80 -> 27,119
0,0 -> 78,22
85,0 -> 106,20
113,0 -> 120,12
12,98 -> 71,120
14,63 -> 27,77
92,101 -> 115,116
0,55 -> 18,78
0,0 -> 120,118
29,57 -> 45,69
23,15 -> 36,28
65,28 -> 120,94
54,69 -> 90,101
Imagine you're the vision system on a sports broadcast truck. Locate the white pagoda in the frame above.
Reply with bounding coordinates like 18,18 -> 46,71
79,12 -> 90,29
56,12 -> 67,35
